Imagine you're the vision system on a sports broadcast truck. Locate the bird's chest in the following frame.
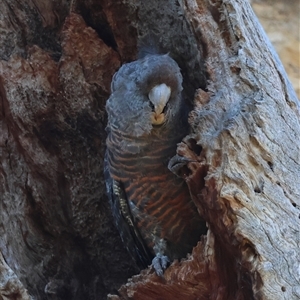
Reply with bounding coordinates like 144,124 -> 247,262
125,170 -> 198,253
111,136 -> 176,176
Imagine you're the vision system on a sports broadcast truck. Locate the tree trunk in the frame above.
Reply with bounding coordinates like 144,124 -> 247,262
0,0 -> 299,300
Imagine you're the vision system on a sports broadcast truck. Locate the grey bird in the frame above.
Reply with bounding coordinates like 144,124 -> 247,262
104,53 -> 206,275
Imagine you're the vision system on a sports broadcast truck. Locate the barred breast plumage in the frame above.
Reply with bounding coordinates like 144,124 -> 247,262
104,53 -> 206,275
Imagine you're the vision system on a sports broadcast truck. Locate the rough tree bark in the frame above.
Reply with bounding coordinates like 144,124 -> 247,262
0,0 -> 299,300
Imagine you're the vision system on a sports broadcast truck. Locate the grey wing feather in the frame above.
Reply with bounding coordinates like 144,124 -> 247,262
110,62 -> 139,93
104,152 -> 152,269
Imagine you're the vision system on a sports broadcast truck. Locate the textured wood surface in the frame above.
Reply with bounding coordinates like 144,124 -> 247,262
0,7 -> 138,299
0,0 -> 299,299
107,0 -> 300,299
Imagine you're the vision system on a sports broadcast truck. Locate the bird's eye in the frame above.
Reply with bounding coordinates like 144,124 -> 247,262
149,101 -> 155,112
162,103 -> 168,114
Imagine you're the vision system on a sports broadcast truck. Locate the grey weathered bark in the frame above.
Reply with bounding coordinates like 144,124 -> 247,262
0,0 -> 299,300
0,252 -> 32,300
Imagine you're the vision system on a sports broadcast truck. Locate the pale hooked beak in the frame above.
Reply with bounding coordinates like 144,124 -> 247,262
148,83 -> 171,125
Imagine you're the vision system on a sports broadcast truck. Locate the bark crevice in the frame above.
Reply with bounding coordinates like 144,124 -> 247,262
0,0 -> 299,299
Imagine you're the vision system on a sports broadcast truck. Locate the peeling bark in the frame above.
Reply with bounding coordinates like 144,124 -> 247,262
0,8 -> 137,300
0,0 -> 299,299
0,251 -> 32,300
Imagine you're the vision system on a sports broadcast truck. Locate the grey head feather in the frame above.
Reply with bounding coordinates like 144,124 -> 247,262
106,54 -> 185,138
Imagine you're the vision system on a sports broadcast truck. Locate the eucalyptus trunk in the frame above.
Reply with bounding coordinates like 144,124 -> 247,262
0,0 -> 299,299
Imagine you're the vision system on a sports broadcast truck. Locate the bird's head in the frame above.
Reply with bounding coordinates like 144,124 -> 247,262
106,54 -> 187,138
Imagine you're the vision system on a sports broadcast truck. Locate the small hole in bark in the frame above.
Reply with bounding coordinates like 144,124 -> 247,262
254,187 -> 261,193
230,65 -> 241,75
267,161 -> 274,171
187,138 -> 202,156
281,286 -> 286,292
292,202 -> 296,207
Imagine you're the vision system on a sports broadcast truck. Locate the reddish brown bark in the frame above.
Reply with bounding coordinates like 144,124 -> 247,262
1,1 -> 299,300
